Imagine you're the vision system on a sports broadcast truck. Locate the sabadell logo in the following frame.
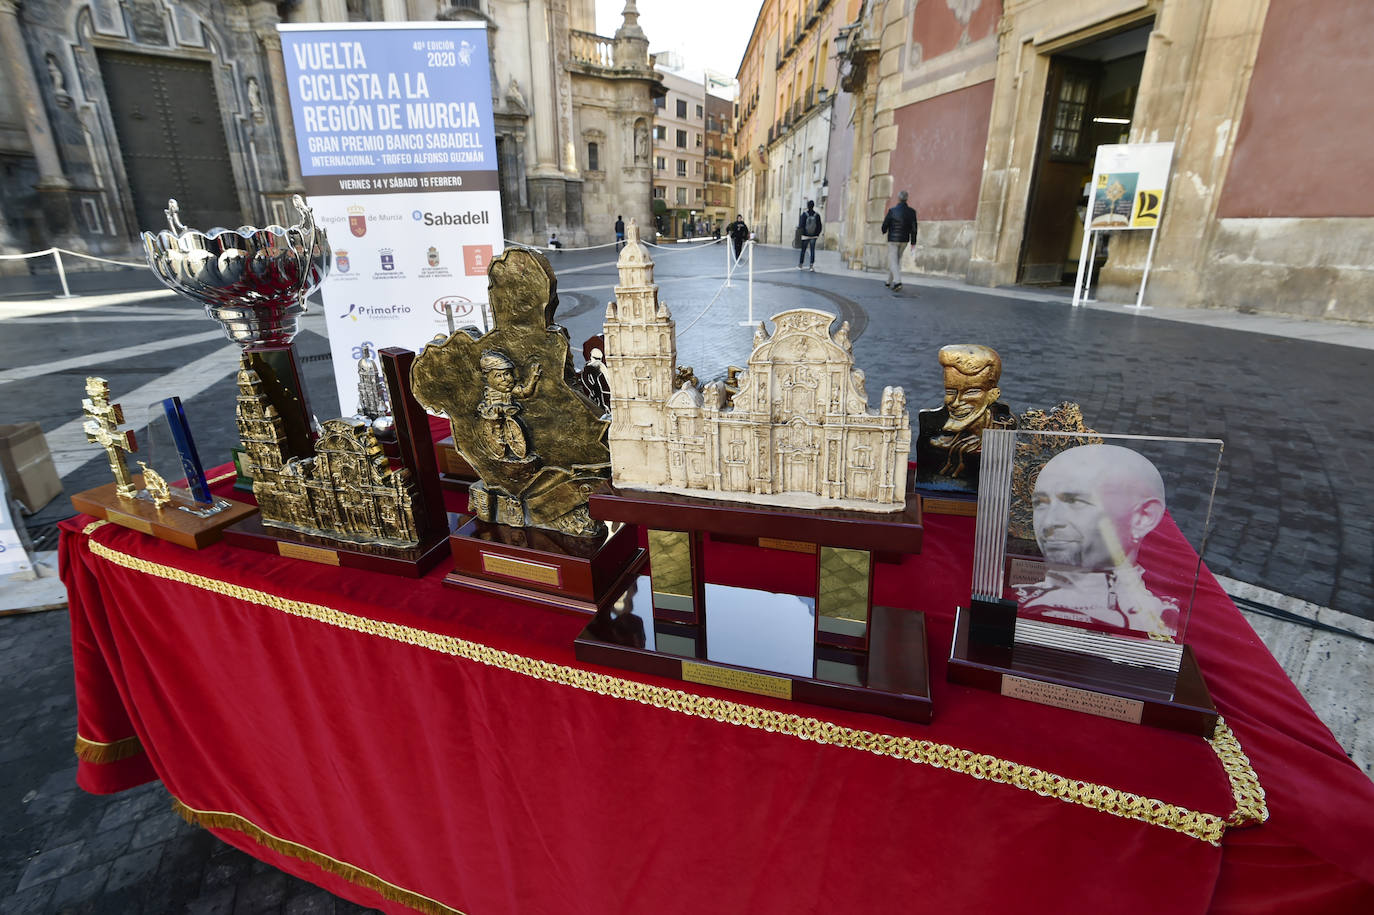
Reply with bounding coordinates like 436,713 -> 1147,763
415,210 -> 491,226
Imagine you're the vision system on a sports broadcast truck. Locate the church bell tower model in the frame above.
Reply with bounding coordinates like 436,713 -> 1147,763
603,222 -> 676,487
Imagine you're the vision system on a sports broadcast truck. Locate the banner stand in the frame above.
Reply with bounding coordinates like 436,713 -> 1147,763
1071,141 -> 1174,311
1071,226 -> 1158,311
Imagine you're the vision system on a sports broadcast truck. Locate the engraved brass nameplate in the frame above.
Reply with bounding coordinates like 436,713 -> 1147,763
1001,675 -> 1144,724
107,510 -> 153,535
921,497 -> 977,517
1006,557 -> 1045,587
278,542 -> 340,565
757,537 -> 816,554
481,552 -> 561,587
682,661 -> 792,700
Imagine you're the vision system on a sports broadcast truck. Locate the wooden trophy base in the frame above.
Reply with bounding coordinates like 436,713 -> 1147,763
445,517 -> 646,615
434,436 -> 479,498
71,479 -> 257,550
947,605 -> 1219,736
589,485 -> 923,554
574,575 -> 932,724
223,512 -> 459,578
916,488 -> 978,517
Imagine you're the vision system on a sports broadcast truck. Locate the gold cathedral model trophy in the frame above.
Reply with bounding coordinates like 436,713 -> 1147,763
141,197 -> 452,575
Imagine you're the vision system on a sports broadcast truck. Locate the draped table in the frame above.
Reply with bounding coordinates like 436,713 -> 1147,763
60,472 -> 1374,914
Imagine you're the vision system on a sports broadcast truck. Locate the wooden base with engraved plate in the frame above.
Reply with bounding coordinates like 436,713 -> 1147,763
947,601 -> 1218,737
573,575 -> 932,724
571,484 -> 933,723
444,517 -> 647,615
71,476 -> 257,550
223,512 -> 459,578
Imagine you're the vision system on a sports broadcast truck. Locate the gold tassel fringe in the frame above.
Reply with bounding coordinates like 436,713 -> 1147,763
172,798 -> 463,914
74,733 -> 143,764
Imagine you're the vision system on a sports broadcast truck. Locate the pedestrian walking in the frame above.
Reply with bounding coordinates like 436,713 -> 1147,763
880,190 -> 918,291
614,215 -> 625,250
727,214 -> 750,262
797,200 -> 822,271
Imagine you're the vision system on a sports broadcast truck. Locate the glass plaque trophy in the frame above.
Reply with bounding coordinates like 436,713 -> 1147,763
948,429 -> 1224,735
142,397 -> 213,507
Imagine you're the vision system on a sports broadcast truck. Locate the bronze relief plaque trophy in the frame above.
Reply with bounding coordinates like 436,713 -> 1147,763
573,223 -> 930,723
411,247 -> 645,613
142,197 -> 452,576
948,429 -> 1223,735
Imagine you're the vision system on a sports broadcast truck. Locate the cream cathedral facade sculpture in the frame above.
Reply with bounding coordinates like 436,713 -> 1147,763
603,223 -> 911,512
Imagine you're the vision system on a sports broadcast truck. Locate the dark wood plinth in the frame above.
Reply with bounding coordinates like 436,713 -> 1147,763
589,485 -> 922,555
223,512 -> 458,578
434,436 -> 478,479
575,582 -> 932,723
72,479 -> 257,550
446,518 -> 646,615
707,531 -> 904,565
916,488 -> 978,517
947,606 -> 1218,737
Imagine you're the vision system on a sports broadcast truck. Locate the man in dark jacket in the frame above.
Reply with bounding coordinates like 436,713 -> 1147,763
879,190 -> 918,290
797,201 -> 822,270
726,215 -> 750,262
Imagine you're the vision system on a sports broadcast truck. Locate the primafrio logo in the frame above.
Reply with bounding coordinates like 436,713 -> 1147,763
347,205 -> 366,237
335,250 -> 350,273
340,303 -> 412,322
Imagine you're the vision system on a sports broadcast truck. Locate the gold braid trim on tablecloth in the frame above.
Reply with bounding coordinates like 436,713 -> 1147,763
73,733 -> 143,764
171,798 -> 464,915
1209,717 -> 1269,826
79,521 -> 1267,846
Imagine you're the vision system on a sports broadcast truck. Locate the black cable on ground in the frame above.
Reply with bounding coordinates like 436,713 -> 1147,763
1227,592 -> 1374,646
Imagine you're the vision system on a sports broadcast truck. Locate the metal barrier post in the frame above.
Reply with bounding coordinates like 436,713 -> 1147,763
738,241 -> 756,327
52,249 -> 76,298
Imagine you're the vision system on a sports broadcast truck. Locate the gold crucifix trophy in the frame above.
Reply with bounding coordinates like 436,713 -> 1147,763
82,377 -> 138,499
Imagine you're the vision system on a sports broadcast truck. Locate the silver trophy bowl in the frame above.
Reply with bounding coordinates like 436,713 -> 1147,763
141,195 -> 331,347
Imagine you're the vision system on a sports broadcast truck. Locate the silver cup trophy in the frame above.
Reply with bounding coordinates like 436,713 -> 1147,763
142,195 -> 331,458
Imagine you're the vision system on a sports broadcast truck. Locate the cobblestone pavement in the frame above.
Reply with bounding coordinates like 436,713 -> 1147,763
1,244 -> 1371,912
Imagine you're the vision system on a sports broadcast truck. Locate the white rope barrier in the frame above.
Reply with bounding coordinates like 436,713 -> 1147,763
0,245 -> 144,299
54,247 -> 144,268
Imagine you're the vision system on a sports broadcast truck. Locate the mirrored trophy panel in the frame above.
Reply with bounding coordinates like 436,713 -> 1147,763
951,429 -> 1224,735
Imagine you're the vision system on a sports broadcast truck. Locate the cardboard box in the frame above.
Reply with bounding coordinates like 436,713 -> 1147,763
0,423 -> 63,515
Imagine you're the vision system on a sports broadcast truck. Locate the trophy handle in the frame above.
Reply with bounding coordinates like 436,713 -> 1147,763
164,198 -> 188,235
289,194 -> 317,312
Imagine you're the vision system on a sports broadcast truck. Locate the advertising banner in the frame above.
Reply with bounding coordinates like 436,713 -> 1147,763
279,22 -> 503,415
1087,142 -> 1174,231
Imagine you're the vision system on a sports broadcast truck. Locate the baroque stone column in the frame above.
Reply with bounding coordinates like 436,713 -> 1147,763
256,27 -> 305,192
0,0 -> 75,242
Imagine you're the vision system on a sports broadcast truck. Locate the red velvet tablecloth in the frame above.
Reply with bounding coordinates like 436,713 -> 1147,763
60,477 -> 1374,914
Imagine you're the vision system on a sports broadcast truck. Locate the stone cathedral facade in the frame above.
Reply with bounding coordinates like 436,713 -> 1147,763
603,223 -> 912,513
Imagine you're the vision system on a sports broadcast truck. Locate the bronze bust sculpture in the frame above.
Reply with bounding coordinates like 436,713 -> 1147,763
916,344 -> 1016,491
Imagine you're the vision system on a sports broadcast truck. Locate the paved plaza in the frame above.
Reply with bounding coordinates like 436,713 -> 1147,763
2,241 -> 1372,912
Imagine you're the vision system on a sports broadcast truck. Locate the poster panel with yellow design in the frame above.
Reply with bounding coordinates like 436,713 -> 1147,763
1086,143 -> 1174,231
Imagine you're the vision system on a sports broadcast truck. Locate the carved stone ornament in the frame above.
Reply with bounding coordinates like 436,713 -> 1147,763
411,248 -> 611,537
